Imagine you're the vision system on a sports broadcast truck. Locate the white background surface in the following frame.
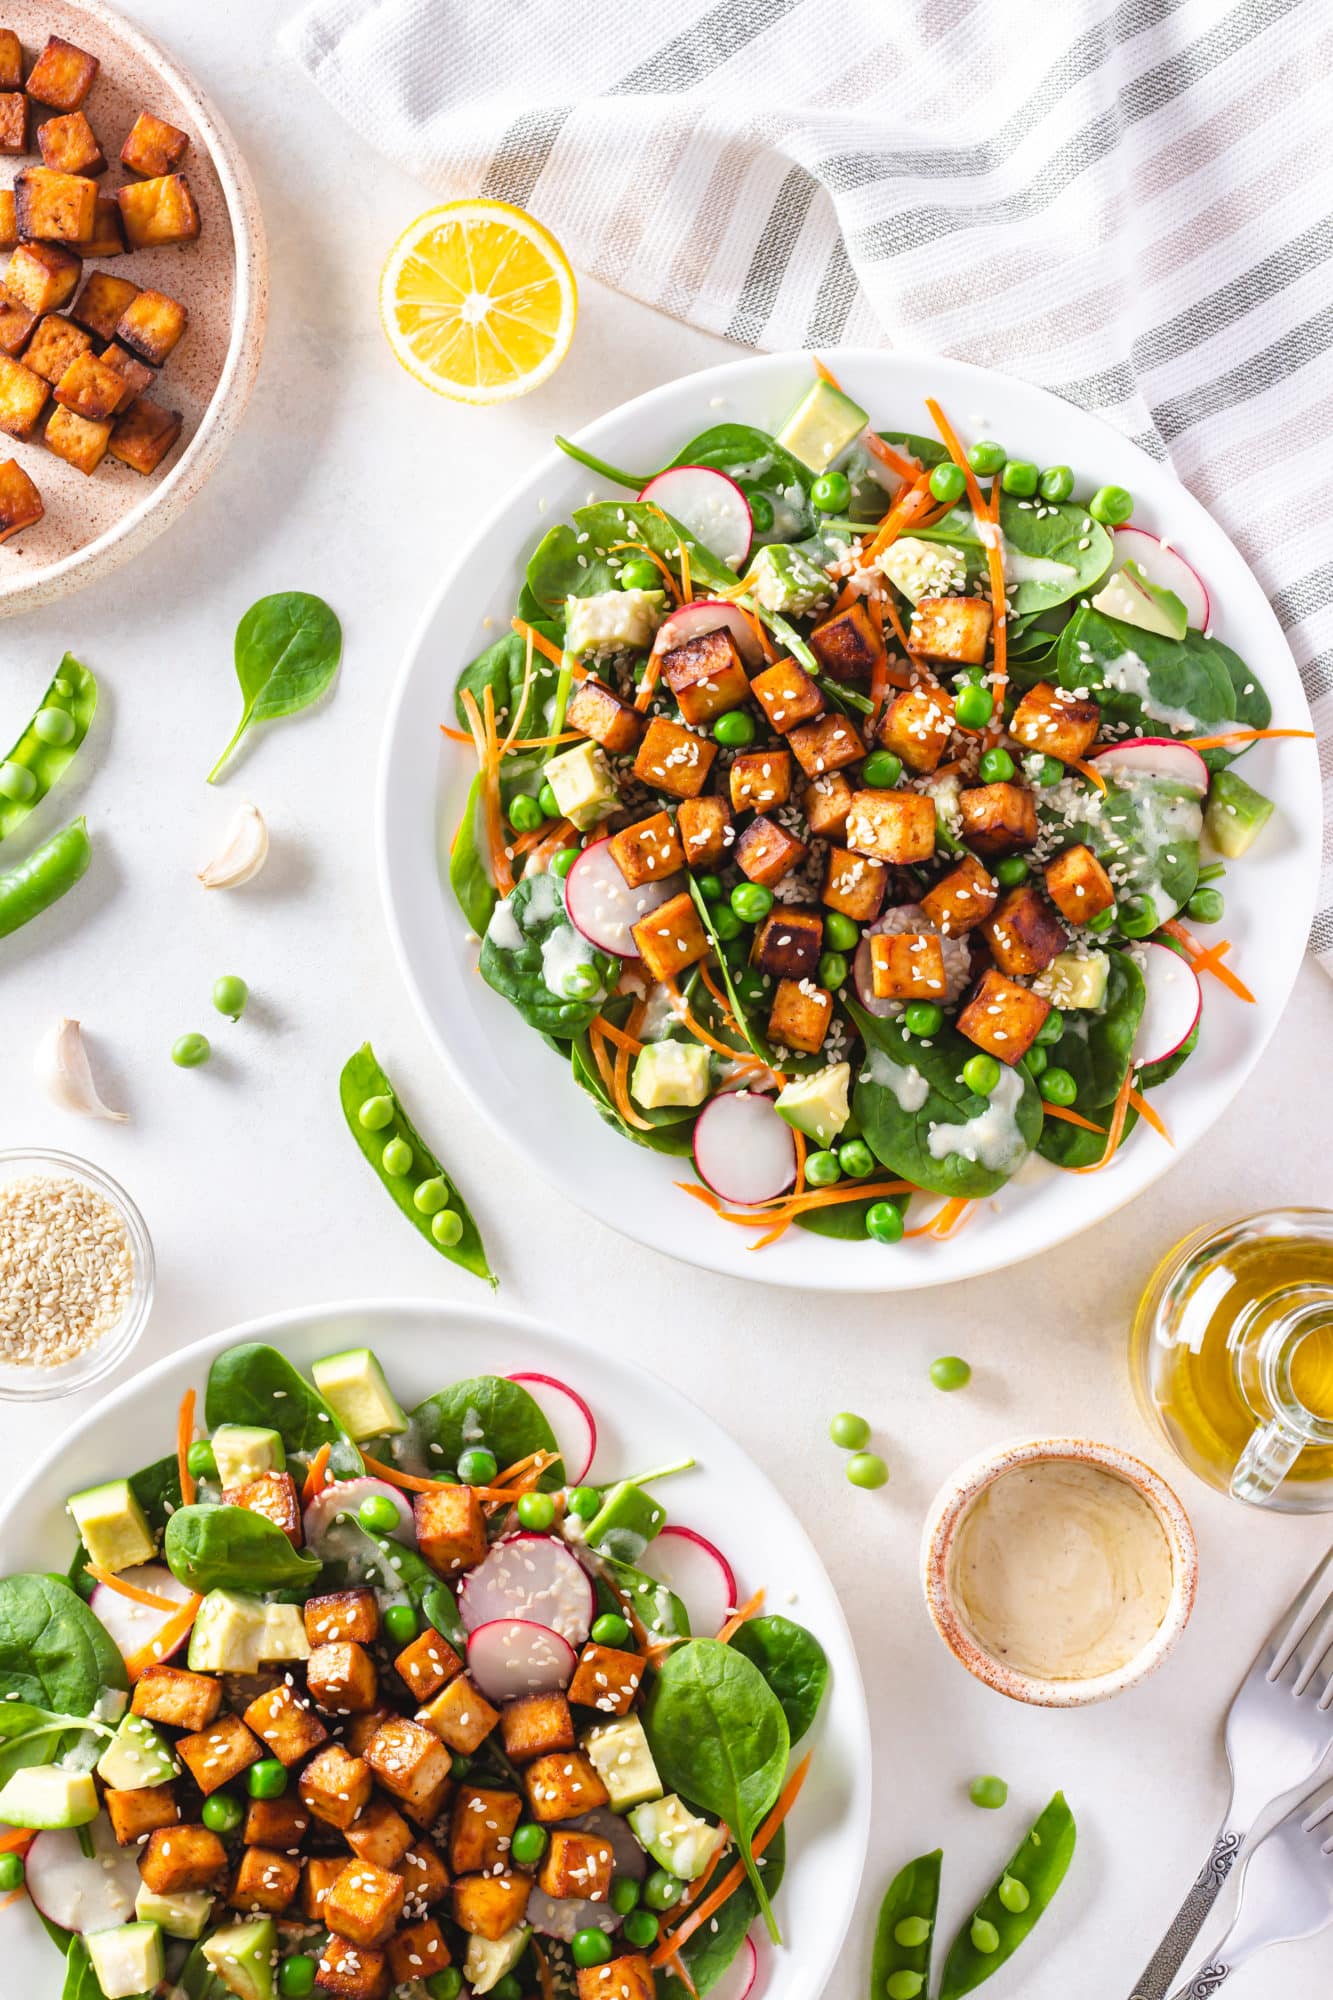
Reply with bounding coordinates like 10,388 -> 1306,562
0,5 -> 1331,1995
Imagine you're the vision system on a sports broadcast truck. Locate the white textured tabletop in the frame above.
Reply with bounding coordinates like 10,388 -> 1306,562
1,7 -> 1330,1996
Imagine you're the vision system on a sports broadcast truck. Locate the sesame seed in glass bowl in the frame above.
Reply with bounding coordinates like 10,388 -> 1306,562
0,1148 -> 155,1402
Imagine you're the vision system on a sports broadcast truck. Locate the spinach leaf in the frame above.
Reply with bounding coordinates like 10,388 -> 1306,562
1049,772 -> 1201,923
454,622 -> 562,736
479,869 -> 618,1040
658,1829 -> 787,1996
730,1616 -> 829,1746
207,591 -> 342,782
69,1454 -> 181,1595
871,1849 -> 943,2000
913,498 -> 1111,615
1038,950 -> 1145,1111
0,1573 -> 126,1710
316,1516 -> 466,1650
1205,630 -> 1271,761
164,1505 -> 321,1595
666,424 -> 814,545
413,1375 -> 563,1488
524,524 -> 619,618
1037,1101 -> 1138,1168
569,1014 -> 697,1155
597,1555 -> 690,1643
205,1344 -> 363,1478
939,1792 -> 1076,2000
795,1190 -> 900,1239
0,1697 -> 115,1787
1054,605 -> 1235,742
574,502 -> 739,596
849,1001 -> 1042,1199
449,772 -> 497,934
644,1638 -> 790,1942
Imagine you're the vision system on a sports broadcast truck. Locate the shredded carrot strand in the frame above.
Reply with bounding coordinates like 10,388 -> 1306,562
698,961 -> 743,1036
633,656 -> 662,712
1161,919 -> 1255,1002
854,474 -> 938,570
652,1754 -> 813,1963
1183,727 -> 1314,751
737,601 -> 775,662
360,1452 -> 447,1494
0,1887 -> 22,1910
609,997 -> 654,1133
123,1594 -> 203,1681
862,430 -> 922,482
678,1177 -> 914,1224
716,1588 -> 765,1643
177,1390 -> 196,1508
509,616 -> 564,668
925,396 -> 1008,715
1073,1066 -> 1134,1173
439,723 -> 473,744
1041,1102 -> 1106,1135
829,580 -> 859,615
590,1016 -> 645,1058
905,1194 -> 973,1238
662,979 -> 767,1067
1128,1085 -> 1173,1144
1070,756 -> 1107,793
459,689 -> 513,896
301,1444 -> 332,1506
0,1830 -> 33,1856
520,820 -> 578,876
924,396 -> 990,524
85,1564 -> 180,1612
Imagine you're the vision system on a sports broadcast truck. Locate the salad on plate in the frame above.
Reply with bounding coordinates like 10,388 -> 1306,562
0,1342 -> 825,1998
444,363 -> 1307,1252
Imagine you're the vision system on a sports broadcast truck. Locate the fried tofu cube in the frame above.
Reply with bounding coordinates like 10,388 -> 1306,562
452,1872 -> 530,1940
121,111 -> 190,178
675,794 -> 732,869
567,674 -> 643,754
982,884 -> 1068,976
107,393 -> 180,473
0,287 -> 33,356
306,1644 -> 379,1715
1044,842 -> 1115,925
417,1672 -> 500,1755
243,1795 -> 309,1848
395,1628 -> 462,1704
116,172 -> 200,249
728,747 -> 792,814
877,684 -> 954,774
869,932 -> 947,1000
72,194 -> 125,257
768,977 -> 834,1054
299,1744 -> 373,1832
632,716 -> 717,799
630,888 -> 709,981
751,905 -> 823,981
72,270 -> 140,342
396,1838 -> 449,1911
132,1663 -> 222,1733
303,1855 -> 346,1920
0,31 -> 18,89
388,1919 -> 451,1985
822,845 -> 889,923
802,770 -> 854,840
0,192 -> 13,249
958,781 -> 1037,857
810,600 -> 883,682
568,1642 -> 644,1716
449,1785 -> 523,1876
576,1954 -> 655,2000
539,1829 -> 615,1904
324,1860 -> 406,1950
231,1845 -> 301,1915
750,656 -> 825,734
6,241 -> 80,314
414,1483 -> 487,1577
608,809 -> 683,889
499,1692 -> 575,1767
222,1468 -> 304,1548
846,788 -> 935,865
53,344 -> 124,420
38,111 -> 104,175
363,1718 -> 453,1824
45,402 -> 107,472
243,1681 -> 328,1767
115,286 -> 187,366
346,1798 -> 413,1870
24,311 -> 91,383
177,1713 -> 264,1797
957,966 -> 1052,1064
26,36 -> 99,111
304,1588 -> 380,1648
140,1824 -> 227,1895
105,1782 -> 179,1846
660,629 -> 750,724
14,167 -> 96,243
787,713 -> 865,780
0,455 -> 41,540
315,1932 -> 389,2000
524,1750 -> 609,1823
345,1706 -> 393,1758
1010,680 -> 1101,764
734,814 -> 806,889
0,92 -> 24,155
909,595 -> 992,666
920,852 -> 998,935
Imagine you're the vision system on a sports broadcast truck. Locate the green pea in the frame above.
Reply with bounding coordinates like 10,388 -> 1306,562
1039,1067 -> 1077,1107
893,1915 -> 933,1949
358,1494 -> 401,1535
509,792 -> 544,833
847,1451 -> 889,1489
1186,886 -> 1224,923
995,855 -> 1028,887
458,1446 -> 499,1486
865,1200 -> 904,1245
33,706 -> 75,746
426,1976 -> 463,2000
971,1917 -> 1001,1954
644,1868 -> 684,1912
967,440 -> 1006,476
1038,464 -> 1074,503
591,1611 -> 631,1647
201,1790 -> 243,1835
1031,753 -> 1065,788
623,1908 -> 661,1948
382,1135 -> 413,1176
1000,459 -> 1039,497
491,1980 -> 523,2000
1035,1007 -> 1064,1046
730,881 -> 773,924
509,1822 -> 548,1868
978,746 -> 1015,784
610,1875 -> 641,1914
714,709 -> 756,748
904,1001 -> 944,1037
1089,483 -> 1133,526
712,904 -> 743,941
886,1975 -> 924,2000
954,683 -> 994,731
248,1759 -> 288,1800
929,1356 -> 972,1391
562,963 -> 602,1000
517,1490 -> 556,1531
812,469 -> 851,513
172,1032 -> 211,1068
929,461 -> 967,505
1023,1044 -> 1048,1078
838,1138 -> 874,1178
829,1411 -> 870,1449
0,760 -> 36,802
413,1176 -> 451,1215
279,1959 -> 316,2000
572,1930 -> 614,1968
187,1439 -> 218,1480
384,1603 -> 418,1646
550,844 -> 578,879
449,1751 -> 472,1779
862,749 -> 904,788
535,780 -> 560,818
358,1094 -> 395,1130
619,557 -> 661,592
998,1873 -> 1031,1914
970,1775 -> 1009,1810
568,1485 -> 600,1520
1081,902 -> 1113,934
745,490 -> 775,534
962,1053 -> 1001,1097
696,872 -> 723,903
431,1210 -> 463,1248
817,950 -> 849,991
805,1149 -> 842,1187
1119,893 -> 1157,938
823,910 -> 860,952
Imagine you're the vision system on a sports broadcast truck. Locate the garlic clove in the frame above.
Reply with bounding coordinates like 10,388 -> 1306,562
36,1017 -> 128,1121
197,800 -> 269,889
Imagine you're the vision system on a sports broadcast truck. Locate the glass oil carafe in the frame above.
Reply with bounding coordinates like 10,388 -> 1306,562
1131,1209 -> 1333,1513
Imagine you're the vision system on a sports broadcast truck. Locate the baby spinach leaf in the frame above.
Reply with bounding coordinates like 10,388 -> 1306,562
165,1505 -> 321,1594
597,1555 -> 690,1643
730,1616 -> 830,1746
0,1572 -> 126,1710
939,1791 -> 1076,2000
794,1193 -> 880,1238
316,1515 -> 465,1650
1054,604 -> 1236,742
1038,1101 -> 1139,1168
913,498 -> 1111,615
1039,950 -> 1145,1111
454,622 -> 562,736
207,591 -> 342,782
205,1344 -> 363,1478
1049,771 -> 1201,923
479,869 -> 618,1040
667,424 -> 815,545
871,1849 -> 943,2000
1139,1013 -> 1199,1090
574,502 -> 739,595
644,1638 -> 791,1943
412,1375 -> 563,1487
449,772 -> 497,932
524,524 -> 619,617
0,1698 -> 115,1787
658,1829 -> 787,1996
1202,630 -> 1271,764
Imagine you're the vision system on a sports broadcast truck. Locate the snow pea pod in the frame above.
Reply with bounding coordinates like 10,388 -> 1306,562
0,655 -> 97,843
0,815 -> 92,940
339,1042 -> 495,1287
939,1792 -> 1076,2000
870,1848 -> 941,1999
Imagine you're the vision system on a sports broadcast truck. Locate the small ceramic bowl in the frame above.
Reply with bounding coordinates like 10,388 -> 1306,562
921,1436 -> 1198,1708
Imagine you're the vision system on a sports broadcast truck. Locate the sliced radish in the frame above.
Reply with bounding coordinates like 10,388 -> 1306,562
526,1886 -> 619,1940
565,837 -> 683,958
638,467 -> 752,570
1136,941 -> 1203,1065
1091,738 -> 1209,796
304,1477 -> 416,1548
507,1373 -> 597,1485
653,599 -> 764,668
89,1563 -> 194,1665
709,1938 -> 760,2000
693,1090 -> 796,1207
467,1618 -> 578,1703
458,1532 -> 595,1644
25,1820 -> 142,1934
1111,527 -> 1210,631
641,1526 -> 738,1635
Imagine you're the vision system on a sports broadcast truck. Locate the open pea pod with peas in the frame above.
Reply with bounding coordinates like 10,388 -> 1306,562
870,1847 -> 942,1999
0,654 -> 96,842
938,1792 -> 1077,1999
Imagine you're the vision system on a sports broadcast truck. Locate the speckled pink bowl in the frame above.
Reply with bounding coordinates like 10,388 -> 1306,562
922,1437 -> 1199,1708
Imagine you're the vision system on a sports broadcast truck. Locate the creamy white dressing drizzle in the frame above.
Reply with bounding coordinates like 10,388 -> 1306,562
927,1061 -> 1026,1171
1098,651 -> 1207,735
861,1044 -> 930,1111
540,922 -> 605,1003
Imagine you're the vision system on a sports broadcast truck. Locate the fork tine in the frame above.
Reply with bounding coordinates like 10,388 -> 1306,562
1268,1545 -> 1333,1681
1292,1597 -> 1333,1696
1303,1791 -> 1333,1832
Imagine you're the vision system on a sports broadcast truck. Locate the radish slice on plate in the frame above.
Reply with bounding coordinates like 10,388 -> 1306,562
88,1563 -> 194,1665
526,1887 -> 619,1940
565,838 -> 683,958
458,1531 -> 595,1644
508,1373 -> 597,1485
693,1091 -> 796,1206
641,1526 -> 738,1636
709,1937 -> 760,2000
638,467 -> 752,570
1111,526 -> 1210,631
1090,738 -> 1209,796
1136,941 -> 1203,1065
652,599 -> 764,668
467,1618 -> 577,1702
25,1821 -> 142,1934
303,1477 -> 416,1549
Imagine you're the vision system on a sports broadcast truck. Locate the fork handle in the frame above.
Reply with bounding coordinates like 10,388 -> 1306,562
1128,1829 -> 1246,2000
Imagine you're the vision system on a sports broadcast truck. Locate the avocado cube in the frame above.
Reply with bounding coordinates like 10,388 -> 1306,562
750,541 -> 833,616
775,1062 -> 852,1148
0,1764 -> 97,1828
630,1039 -> 710,1111
212,1423 -> 286,1487
544,738 -> 621,830
464,1926 -> 531,1997
309,1346 -> 406,1441
585,1481 -> 666,1564
67,1476 -> 155,1572
776,375 -> 867,472
878,534 -> 970,603
96,1710 -> 178,1790
628,1793 -> 726,1881
564,587 -> 665,657
187,1589 -> 291,1674
1034,949 -> 1111,1013
201,1918 -> 278,2000
1205,767 -> 1274,858
85,1923 -> 164,2000
583,1715 -> 663,1813
135,1883 -> 214,1939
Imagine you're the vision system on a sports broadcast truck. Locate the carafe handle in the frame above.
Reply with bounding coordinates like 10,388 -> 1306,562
1229,1416 -> 1307,1505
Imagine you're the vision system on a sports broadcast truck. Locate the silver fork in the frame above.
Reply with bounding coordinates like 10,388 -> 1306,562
1164,1782 -> 1333,1998
1129,1543 -> 1333,2000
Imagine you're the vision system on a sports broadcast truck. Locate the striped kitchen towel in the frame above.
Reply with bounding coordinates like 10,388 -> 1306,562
284,0 -> 1333,966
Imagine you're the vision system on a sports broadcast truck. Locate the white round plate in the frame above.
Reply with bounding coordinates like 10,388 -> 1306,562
0,1297 -> 870,2000
378,349 -> 1321,1291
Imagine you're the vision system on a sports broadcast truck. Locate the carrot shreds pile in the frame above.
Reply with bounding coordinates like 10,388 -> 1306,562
1161,918 -> 1255,1002
124,1594 -> 203,1682
177,1389 -> 196,1508
86,1564 -> 180,1612
853,473 -> 938,571
651,1754 -> 813,1964
716,1588 -> 765,1643
0,1830 -> 34,1856
459,688 -> 514,896
602,996 -> 652,1133
1183,727 -> 1314,751
1128,1085 -> 1173,1143
301,1443 -> 332,1505
1041,1102 -> 1106,1135
1073,1065 -> 1134,1173
662,979 -> 767,1068
863,430 -> 921,482
679,1177 -> 915,1231
590,1014 -> 644,1059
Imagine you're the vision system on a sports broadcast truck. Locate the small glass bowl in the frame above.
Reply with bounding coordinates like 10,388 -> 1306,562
0,1147 -> 155,1402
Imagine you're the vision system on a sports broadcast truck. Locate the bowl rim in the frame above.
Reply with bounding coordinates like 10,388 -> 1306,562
921,1434 -> 1199,1708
